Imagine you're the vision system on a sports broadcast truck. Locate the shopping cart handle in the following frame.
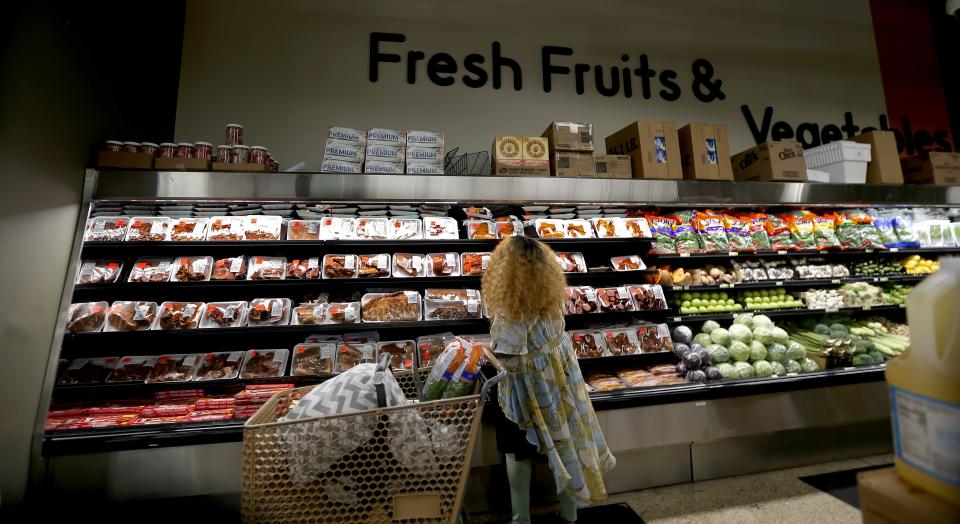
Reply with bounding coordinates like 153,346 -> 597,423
479,346 -> 507,403
374,353 -> 393,408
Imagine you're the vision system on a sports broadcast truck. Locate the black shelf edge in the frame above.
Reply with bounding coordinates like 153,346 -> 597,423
43,420 -> 246,456
662,304 -> 905,324
662,274 -> 925,292
648,246 -> 960,261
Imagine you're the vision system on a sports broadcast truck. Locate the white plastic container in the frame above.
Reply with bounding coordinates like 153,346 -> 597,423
803,141 -> 871,184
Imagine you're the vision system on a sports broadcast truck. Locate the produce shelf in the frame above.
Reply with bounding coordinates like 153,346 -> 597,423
663,304 -> 905,324
648,246 -> 960,262
661,274 -> 926,292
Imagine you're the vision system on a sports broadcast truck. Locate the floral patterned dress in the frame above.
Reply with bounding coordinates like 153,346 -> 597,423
491,309 -> 616,505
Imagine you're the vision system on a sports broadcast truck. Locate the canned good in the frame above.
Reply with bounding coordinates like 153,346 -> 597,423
159,143 -> 176,158
231,145 -> 250,163
105,140 -> 123,152
176,143 -> 193,159
250,146 -> 268,165
216,145 -> 231,163
225,124 -> 244,146
193,142 -> 213,160
139,142 -> 159,156
122,141 -> 140,153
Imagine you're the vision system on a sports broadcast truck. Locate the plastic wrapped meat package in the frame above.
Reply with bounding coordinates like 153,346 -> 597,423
569,330 -> 607,358
84,217 -> 129,242
125,217 -> 170,241
595,287 -> 636,312
388,218 -> 423,240
246,298 -> 291,326
426,252 -> 460,277
393,253 -> 426,277
461,252 -> 491,276
325,302 -> 361,324
591,218 -> 621,238
105,356 -> 158,383
361,291 -> 422,322
602,328 -> 642,356
206,216 -> 245,241
291,343 -> 337,376
66,302 -> 107,333
105,301 -> 158,332
358,254 -> 390,278
171,256 -> 214,282
76,260 -> 123,284
286,220 -> 322,240
564,286 -> 599,314
344,331 -> 380,344
318,216 -> 355,240
247,256 -> 287,280
128,258 -> 175,283
463,207 -> 492,220
416,333 -> 455,367
424,217 -> 459,239
243,215 -> 283,240
554,252 -> 587,273
623,218 -> 652,238
648,363 -> 680,376
535,219 -> 566,239
322,254 -> 358,278
611,255 -> 646,271
240,349 -> 288,378
200,301 -> 248,328
627,284 -> 667,309
635,323 -> 674,353
587,374 -> 625,392
353,217 -> 389,240
424,289 -> 482,320
293,302 -> 328,325
58,357 -> 118,385
617,369 -> 662,388
565,219 -> 595,238
211,256 -> 247,280
286,257 -> 320,280
336,343 -> 376,373
169,218 -> 208,241
378,340 -> 416,370
493,219 -> 521,239
465,220 -> 497,240
145,354 -> 201,383
191,351 -> 245,381
155,301 -> 205,330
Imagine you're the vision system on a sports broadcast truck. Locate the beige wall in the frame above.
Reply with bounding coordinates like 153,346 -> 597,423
176,0 -> 886,169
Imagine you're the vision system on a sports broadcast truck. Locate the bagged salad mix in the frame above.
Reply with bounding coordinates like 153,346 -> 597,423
812,214 -> 841,250
667,210 -> 700,253
694,211 -> 730,252
832,212 -> 861,249
781,211 -> 815,249
646,216 -> 677,254
764,214 -> 795,251
722,214 -> 756,252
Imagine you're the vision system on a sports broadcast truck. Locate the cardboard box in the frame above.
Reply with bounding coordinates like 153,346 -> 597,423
605,121 -> 682,179
731,141 -> 807,182
858,467 -> 960,524
543,122 -> 594,152
593,155 -> 632,178
492,160 -> 550,177
552,151 -> 595,178
850,131 -> 904,184
97,151 -> 154,169
493,136 -> 550,176
211,162 -> 270,172
901,152 -> 960,186
493,136 -> 523,161
678,123 -> 734,180
155,157 -> 212,171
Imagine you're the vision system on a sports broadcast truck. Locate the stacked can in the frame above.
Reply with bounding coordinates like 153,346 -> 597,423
405,130 -> 445,175
364,128 -> 406,174
321,127 -> 367,174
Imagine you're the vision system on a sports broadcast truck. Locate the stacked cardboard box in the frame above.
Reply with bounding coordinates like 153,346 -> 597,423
543,122 -> 631,178
321,127 -> 366,174
492,136 -> 550,176
405,130 -> 445,175
901,151 -> 959,186
605,121 -> 682,179
731,141 -> 807,182
679,123 -> 734,180
363,128 -> 406,174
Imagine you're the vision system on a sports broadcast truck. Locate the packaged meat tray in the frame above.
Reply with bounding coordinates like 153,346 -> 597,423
623,218 -> 652,238
344,331 -> 379,344
170,256 -> 214,282
358,254 -> 390,278
393,253 -> 426,277
66,302 -> 107,333
587,374 -> 625,392
648,363 -> 679,376
243,215 -> 283,240
106,356 -> 158,383
169,218 -> 208,241
496,219 -> 523,238
206,216 -> 245,241
535,219 -> 566,239
461,252 -> 491,276
128,258 -> 175,283
286,257 -> 320,280
619,371 -> 663,389
246,298 -> 291,326
247,256 -> 287,280
388,218 -> 423,240
286,220 -> 322,240
58,357 -> 118,385
602,328 -> 642,356
610,255 -> 646,271
200,301 -> 248,328
565,219 -> 595,238
240,349 -> 289,378
595,287 -> 636,312
211,256 -> 247,280
105,301 -> 158,332
591,218 -> 622,238
325,302 -> 361,324
125,217 -> 170,241
292,303 -> 327,325
426,252 -> 460,277
569,330 -> 607,358
361,291 -> 422,322
378,340 -> 416,370
465,220 -> 497,240
555,252 -> 587,273
627,284 -> 667,309
636,323 -> 674,353
83,217 -> 129,242
145,354 -> 200,383
192,351 -> 245,381
564,286 -> 599,315
463,207 -> 492,220
416,333 -> 456,367
155,301 -> 205,330
424,217 -> 459,239
337,343 -> 376,373
424,289 -> 482,320
319,216 -> 355,240
353,217 -> 389,240
76,260 -> 123,284
291,343 -> 337,376
322,254 -> 358,279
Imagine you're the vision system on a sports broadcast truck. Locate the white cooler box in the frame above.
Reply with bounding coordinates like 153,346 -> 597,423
804,141 -> 872,183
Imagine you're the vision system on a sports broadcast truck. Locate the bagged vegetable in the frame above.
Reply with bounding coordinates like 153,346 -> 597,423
441,338 -> 483,399
844,209 -> 884,249
891,213 -> 920,247
646,216 -> 677,254
764,214 -> 795,251
812,214 -> 841,250
422,342 -> 466,400
723,214 -> 756,252
694,211 -> 730,252
742,213 -> 772,250
870,213 -> 900,247
781,212 -> 815,249
832,212 -> 861,249
667,211 -> 700,253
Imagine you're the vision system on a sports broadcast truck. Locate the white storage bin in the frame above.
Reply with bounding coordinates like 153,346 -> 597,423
806,169 -> 830,183
804,141 -> 871,184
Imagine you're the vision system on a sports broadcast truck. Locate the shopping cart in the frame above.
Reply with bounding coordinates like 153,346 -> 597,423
242,349 -> 504,523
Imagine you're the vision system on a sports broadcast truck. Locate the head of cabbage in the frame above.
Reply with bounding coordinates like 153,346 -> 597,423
716,362 -> 738,379
728,323 -> 753,343
753,314 -> 774,328
710,327 -> 731,346
766,342 -> 788,363
801,357 -> 820,373
701,320 -> 721,334
729,341 -> 751,362
732,313 -> 754,329
771,327 -> 790,345
786,340 -> 806,361
784,359 -> 803,374
749,341 -> 767,362
734,361 -> 755,378
752,360 -> 774,377
707,344 -> 731,364
753,326 -> 775,345
769,361 -> 786,376
693,333 -> 712,347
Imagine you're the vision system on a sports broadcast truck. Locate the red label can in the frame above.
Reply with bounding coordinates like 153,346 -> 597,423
193,142 -> 213,160
225,124 -> 244,146
176,143 -> 193,159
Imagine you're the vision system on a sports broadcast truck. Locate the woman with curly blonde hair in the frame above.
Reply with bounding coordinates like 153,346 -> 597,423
482,236 -> 616,524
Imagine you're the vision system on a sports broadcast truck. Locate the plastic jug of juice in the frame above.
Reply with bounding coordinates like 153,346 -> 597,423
885,256 -> 960,505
